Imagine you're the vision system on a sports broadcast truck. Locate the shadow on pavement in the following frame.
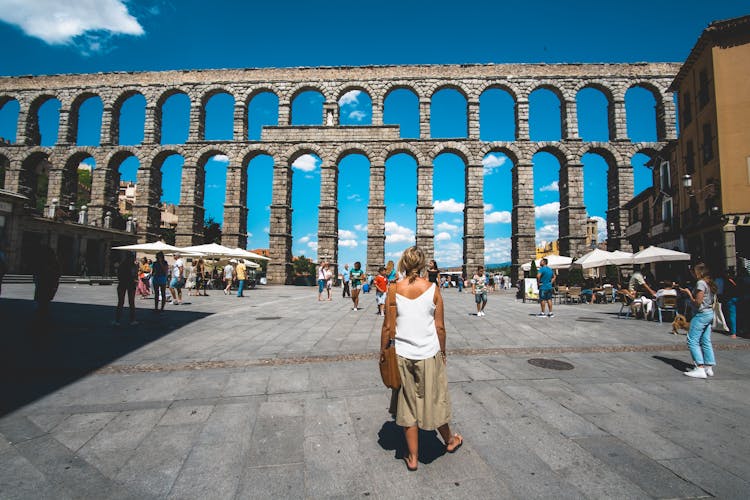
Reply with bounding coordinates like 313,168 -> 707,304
652,355 -> 693,372
377,420 -> 447,465
0,298 -> 212,417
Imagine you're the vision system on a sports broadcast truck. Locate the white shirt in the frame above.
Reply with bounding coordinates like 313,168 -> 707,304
172,258 -> 184,279
224,264 -> 233,279
394,283 -> 440,360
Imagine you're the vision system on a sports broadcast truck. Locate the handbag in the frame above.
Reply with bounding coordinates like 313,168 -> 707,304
712,298 -> 729,332
379,284 -> 401,389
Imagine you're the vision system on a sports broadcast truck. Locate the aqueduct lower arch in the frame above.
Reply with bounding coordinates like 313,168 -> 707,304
0,63 -> 680,283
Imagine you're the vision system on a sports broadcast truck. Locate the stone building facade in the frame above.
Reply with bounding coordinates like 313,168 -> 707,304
0,63 -> 679,283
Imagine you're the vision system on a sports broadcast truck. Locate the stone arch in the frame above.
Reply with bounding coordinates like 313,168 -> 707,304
480,143 -> 522,167
382,83 -> 421,101
529,142 -> 572,164
153,87 -> 192,144
285,144 -> 327,167
383,143 -> 426,165
288,84 -> 327,104
20,150 -> 53,211
240,86 -> 282,107
149,146 -> 188,168
60,148 -> 99,207
111,89 -> 147,145
336,86 -> 374,126
480,82 -> 519,102
574,142 -> 623,165
428,82 -> 469,100
336,84 -> 375,103
25,94 -> 61,146
67,92 -> 103,144
195,146 -> 232,168
333,145 -> 372,165
241,147 -> 276,168
104,147 -> 141,169
200,86 -> 236,107
428,142 -> 472,164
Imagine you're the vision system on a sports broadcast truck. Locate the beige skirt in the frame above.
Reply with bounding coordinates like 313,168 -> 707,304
389,352 -> 452,430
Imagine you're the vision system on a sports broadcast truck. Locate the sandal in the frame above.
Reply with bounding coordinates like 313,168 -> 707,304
446,433 -> 463,453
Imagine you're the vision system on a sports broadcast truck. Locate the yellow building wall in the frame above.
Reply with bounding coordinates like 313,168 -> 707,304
713,43 -> 750,215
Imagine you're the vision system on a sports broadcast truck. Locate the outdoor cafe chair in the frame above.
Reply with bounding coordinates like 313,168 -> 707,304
617,290 -> 634,318
657,295 -> 678,323
567,286 -> 582,304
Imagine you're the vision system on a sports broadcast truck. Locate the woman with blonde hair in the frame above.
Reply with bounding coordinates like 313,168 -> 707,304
679,263 -> 718,379
381,246 -> 462,471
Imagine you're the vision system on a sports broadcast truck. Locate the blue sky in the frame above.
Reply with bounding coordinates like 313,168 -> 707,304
0,0 -> 747,268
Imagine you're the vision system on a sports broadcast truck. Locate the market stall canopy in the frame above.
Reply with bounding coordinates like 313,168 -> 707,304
521,254 -> 573,271
574,248 -> 621,269
609,250 -> 635,265
632,246 -> 691,264
178,243 -> 242,259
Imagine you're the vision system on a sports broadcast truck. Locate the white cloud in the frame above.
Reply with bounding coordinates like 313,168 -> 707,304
385,221 -> 415,244
437,222 -> 459,233
484,237 -> 511,263
348,110 -> 366,121
212,154 -> 230,163
339,229 -> 357,239
0,0 -> 144,50
307,241 -> 318,250
482,154 -> 507,175
292,154 -> 319,172
434,198 -> 464,213
298,235 -> 310,244
535,202 -> 560,221
338,90 -> 361,106
536,224 -> 559,245
485,211 -> 512,224
484,203 -> 494,212
247,232 -> 253,238
540,181 -> 559,192
346,193 -> 362,202
354,224 -> 367,231
435,232 -> 452,242
590,215 -> 608,242
263,226 -> 269,234
339,239 -> 358,248
434,242 -> 462,266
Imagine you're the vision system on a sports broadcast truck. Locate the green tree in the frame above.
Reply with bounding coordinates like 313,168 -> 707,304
76,168 -> 92,207
529,259 -> 538,278
293,255 -> 316,276
203,217 -> 222,244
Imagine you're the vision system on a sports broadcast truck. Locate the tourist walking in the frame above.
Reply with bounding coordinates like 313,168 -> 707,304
114,252 -> 138,326
381,245 -> 462,471
374,266 -> 388,315
223,260 -> 234,295
385,260 -> 397,283
33,245 -> 61,325
427,260 -> 439,285
471,266 -> 488,316
236,259 -> 247,297
679,263 -> 718,378
537,258 -> 555,317
137,256 -> 151,298
318,261 -> 332,301
350,261 -> 365,310
169,252 -> 185,305
342,264 -> 351,298
195,258 -> 208,296
152,251 -> 169,312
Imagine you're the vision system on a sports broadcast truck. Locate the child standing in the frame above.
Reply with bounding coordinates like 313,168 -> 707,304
374,266 -> 388,315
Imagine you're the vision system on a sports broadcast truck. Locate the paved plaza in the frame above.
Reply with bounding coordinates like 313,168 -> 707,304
1,283 -> 749,499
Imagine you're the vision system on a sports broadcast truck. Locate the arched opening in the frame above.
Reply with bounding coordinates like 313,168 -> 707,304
582,152 -> 611,248
62,153 -> 96,209
483,152 -> 513,264
291,153 -> 321,261
245,154 -> 274,250
204,91 -> 234,141
201,154 -> 230,236
116,93 -> 146,145
532,151 -> 562,248
72,95 -> 103,146
35,97 -> 61,146
433,152 -> 466,267
336,153 -> 370,267
158,92 -> 190,145
385,153 -> 417,261
625,86 -> 658,142
338,90 -> 372,126
529,88 -> 562,141
430,88 -> 467,139
384,88 -> 419,139
0,97 -> 20,143
248,91 -> 278,140
149,153 -> 184,244
631,152 -> 653,197
291,90 -> 324,126
116,155 -> 140,227
21,153 -> 51,212
480,88 -> 515,141
576,87 -> 610,142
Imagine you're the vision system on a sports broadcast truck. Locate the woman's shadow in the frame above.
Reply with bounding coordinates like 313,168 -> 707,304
377,420 -> 446,464
652,355 -> 693,372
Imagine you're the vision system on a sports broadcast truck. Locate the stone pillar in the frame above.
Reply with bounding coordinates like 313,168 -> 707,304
188,102 -> 203,142
58,107 -> 73,145
464,163 -> 485,274
268,162 -> 293,284
175,164 -> 205,246
563,100 -> 580,141
100,106 -> 114,145
371,97 -> 383,126
134,166 -> 162,242
610,99 -> 628,141
222,164 -> 248,249
234,103 -> 247,142
22,103 -> 41,145
607,163 -> 634,252
323,101 -> 338,126
45,167 -> 64,216
511,162 -> 536,281
278,100 -> 291,126
88,166 -> 119,225
658,95 -> 677,141
416,163 -> 434,262
558,162 -> 587,258
143,105 -> 157,144
419,98 -> 431,140
515,98 -> 530,140
3,159 -> 22,193
367,162 -> 385,272
14,102 -> 30,145
317,160 -> 338,270
467,99 -> 480,139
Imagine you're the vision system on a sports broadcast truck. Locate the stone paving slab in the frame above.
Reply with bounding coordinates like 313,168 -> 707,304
2,284 -> 750,498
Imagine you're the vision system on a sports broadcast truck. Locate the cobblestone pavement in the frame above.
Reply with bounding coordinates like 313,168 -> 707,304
1,284 -> 749,499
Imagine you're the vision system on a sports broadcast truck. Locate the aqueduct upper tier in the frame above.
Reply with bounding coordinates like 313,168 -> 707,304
0,63 -> 680,283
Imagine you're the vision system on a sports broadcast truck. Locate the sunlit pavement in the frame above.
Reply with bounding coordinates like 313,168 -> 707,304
1,283 -> 749,499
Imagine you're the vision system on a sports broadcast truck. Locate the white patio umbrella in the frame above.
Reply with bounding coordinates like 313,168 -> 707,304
230,248 -> 271,261
112,241 -> 184,254
574,248 -> 620,269
521,255 -> 573,271
178,243 -> 242,259
632,246 -> 691,264
609,250 -> 635,265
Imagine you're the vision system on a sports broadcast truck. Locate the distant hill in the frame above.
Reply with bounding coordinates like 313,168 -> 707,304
486,262 -> 511,269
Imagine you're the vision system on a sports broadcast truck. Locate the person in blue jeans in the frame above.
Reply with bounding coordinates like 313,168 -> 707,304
715,269 -> 739,339
679,263 -> 717,379
537,258 -> 556,318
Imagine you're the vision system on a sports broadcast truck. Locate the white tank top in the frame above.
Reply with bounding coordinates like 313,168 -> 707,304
394,283 -> 440,360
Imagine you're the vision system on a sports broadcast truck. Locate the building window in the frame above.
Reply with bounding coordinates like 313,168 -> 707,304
659,161 -> 671,192
686,140 -> 695,175
662,198 -> 673,224
682,92 -> 692,126
698,69 -> 709,109
702,123 -> 713,163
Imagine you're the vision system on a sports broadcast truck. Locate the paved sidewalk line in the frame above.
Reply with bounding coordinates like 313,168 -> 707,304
85,341 -> 750,375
